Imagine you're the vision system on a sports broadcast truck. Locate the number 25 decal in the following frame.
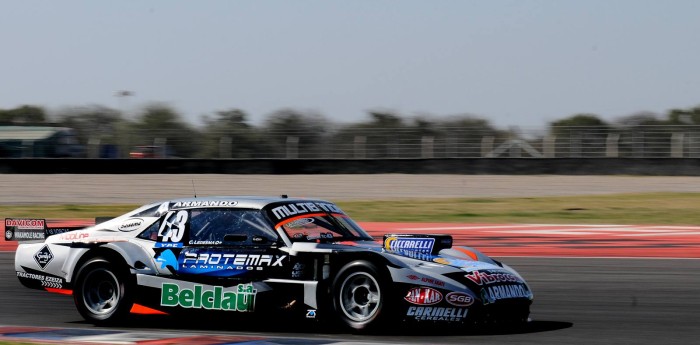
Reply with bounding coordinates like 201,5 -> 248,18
158,210 -> 188,243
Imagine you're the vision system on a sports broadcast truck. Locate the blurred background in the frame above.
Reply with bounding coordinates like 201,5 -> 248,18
3,104 -> 700,160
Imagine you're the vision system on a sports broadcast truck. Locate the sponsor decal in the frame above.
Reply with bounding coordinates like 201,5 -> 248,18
5,218 -> 46,240
445,292 -> 474,307
384,237 -> 434,252
59,232 -> 89,241
16,271 -> 64,289
405,275 -> 445,287
481,284 -> 532,305
11,230 -> 44,240
155,242 -> 184,248
178,250 -> 286,276
392,249 -> 433,261
405,287 -> 443,305
465,270 -> 522,286
306,309 -> 317,318
271,202 -> 343,221
33,245 -> 54,270
406,306 -> 468,322
160,283 -> 256,312
155,249 -> 178,269
118,218 -> 144,231
172,200 -> 238,209
5,218 -> 45,230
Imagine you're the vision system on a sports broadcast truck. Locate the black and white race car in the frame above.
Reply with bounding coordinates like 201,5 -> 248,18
7,196 -> 533,331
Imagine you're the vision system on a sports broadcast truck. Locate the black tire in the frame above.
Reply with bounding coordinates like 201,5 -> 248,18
330,260 -> 390,331
73,257 -> 134,325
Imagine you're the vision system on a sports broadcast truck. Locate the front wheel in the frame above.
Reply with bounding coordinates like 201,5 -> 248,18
73,258 -> 133,325
331,260 -> 389,331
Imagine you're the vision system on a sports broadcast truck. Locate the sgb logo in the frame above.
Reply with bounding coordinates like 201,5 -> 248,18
158,210 -> 188,243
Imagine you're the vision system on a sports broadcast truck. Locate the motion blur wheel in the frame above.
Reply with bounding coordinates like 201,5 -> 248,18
73,258 -> 133,325
331,260 -> 389,331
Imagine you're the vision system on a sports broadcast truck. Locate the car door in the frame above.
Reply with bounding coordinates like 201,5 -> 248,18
174,208 -> 288,283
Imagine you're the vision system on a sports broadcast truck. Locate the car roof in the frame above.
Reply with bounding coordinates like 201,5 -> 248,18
149,195 -> 331,210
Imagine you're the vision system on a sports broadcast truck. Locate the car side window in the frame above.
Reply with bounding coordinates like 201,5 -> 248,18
137,220 -> 160,241
188,208 -> 278,246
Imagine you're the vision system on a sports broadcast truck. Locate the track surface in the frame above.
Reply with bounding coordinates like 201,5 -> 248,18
1,253 -> 698,344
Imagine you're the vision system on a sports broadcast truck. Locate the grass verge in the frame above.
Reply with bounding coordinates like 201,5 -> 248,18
1,192 -> 700,225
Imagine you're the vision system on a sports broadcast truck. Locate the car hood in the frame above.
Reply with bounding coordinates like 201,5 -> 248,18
288,240 -> 504,272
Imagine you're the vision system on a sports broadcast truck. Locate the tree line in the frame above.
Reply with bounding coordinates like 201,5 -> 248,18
1,103 -> 700,158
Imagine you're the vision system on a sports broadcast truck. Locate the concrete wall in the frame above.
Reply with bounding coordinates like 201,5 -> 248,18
2,158 -> 700,175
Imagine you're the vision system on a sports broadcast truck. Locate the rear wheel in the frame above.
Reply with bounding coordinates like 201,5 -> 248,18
73,258 -> 133,325
331,261 -> 389,331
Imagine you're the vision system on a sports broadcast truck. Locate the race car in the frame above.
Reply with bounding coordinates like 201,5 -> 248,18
6,196 -> 533,331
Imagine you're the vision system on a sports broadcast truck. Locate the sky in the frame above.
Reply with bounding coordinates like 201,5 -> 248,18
2,0 -> 699,129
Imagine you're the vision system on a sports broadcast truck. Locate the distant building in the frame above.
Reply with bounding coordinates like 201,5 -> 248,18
0,126 -> 84,157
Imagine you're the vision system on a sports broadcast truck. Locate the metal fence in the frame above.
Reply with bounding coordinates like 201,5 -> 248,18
64,125 -> 700,159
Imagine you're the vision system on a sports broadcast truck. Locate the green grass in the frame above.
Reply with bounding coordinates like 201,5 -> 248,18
2,192 -> 700,225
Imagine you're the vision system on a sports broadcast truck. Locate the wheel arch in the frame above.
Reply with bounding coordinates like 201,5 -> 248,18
70,246 -> 130,284
328,251 -> 394,276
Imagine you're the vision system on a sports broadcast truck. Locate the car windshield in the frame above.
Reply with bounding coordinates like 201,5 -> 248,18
265,202 -> 373,242
278,214 -> 373,242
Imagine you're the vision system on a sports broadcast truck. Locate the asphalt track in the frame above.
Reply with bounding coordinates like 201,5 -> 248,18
1,252 -> 698,344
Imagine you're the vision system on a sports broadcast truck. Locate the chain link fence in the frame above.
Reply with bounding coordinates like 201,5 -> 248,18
13,125 -> 700,159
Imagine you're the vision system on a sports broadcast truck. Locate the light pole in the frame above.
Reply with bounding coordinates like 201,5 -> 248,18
115,90 -> 134,157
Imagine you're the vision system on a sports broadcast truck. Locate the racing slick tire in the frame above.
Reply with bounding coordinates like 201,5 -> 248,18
73,257 -> 134,325
330,260 -> 391,331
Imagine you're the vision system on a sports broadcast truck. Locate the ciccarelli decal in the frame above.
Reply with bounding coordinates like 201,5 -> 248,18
118,218 -> 144,231
405,287 -> 443,305
384,237 -> 435,252
160,283 -> 256,312
445,292 -> 474,307
33,245 -> 54,270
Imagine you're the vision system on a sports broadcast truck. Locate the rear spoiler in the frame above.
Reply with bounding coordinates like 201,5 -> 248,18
4,218 -> 85,242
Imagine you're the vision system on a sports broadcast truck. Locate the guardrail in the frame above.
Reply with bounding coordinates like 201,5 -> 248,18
2,157 -> 700,175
